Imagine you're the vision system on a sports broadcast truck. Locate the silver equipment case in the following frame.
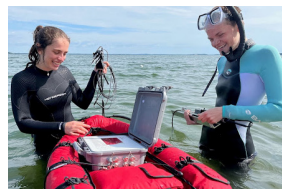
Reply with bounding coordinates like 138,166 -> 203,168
73,86 -> 169,171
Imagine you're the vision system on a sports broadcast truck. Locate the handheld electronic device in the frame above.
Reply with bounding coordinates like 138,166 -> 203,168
172,108 -> 221,129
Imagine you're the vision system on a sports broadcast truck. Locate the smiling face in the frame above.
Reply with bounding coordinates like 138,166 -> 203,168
205,21 -> 240,55
36,37 -> 69,71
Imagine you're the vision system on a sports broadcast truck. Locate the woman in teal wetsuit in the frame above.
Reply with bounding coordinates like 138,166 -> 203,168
184,6 -> 282,168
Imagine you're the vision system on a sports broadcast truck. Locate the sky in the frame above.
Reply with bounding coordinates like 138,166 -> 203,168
7,4 -> 283,54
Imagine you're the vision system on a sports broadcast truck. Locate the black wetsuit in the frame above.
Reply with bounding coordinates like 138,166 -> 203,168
199,57 -> 256,167
11,64 -> 97,155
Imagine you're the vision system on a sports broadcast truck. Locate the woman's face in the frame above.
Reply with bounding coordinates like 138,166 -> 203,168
205,21 -> 240,55
37,37 -> 69,71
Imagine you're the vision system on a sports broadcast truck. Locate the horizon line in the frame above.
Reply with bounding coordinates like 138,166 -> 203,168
8,52 -> 221,55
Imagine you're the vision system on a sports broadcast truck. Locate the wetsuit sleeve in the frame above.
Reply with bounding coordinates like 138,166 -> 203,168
222,46 -> 282,122
70,70 -> 98,109
11,73 -> 65,134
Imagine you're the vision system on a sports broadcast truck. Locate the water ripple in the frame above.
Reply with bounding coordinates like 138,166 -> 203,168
8,54 -> 282,189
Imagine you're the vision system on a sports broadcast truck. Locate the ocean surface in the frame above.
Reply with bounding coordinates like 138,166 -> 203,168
8,53 -> 282,189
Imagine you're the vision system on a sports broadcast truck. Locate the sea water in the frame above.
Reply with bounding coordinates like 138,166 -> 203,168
8,53 -> 282,189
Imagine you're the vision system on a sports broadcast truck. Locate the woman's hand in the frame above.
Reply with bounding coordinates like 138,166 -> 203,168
197,107 -> 223,124
95,61 -> 110,74
64,121 -> 91,136
184,109 -> 197,125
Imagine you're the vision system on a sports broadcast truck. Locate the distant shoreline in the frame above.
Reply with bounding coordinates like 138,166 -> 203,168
8,52 -> 283,56
8,52 -> 220,55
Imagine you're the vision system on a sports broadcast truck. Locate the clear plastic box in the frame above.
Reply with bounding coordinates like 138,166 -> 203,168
73,86 -> 168,170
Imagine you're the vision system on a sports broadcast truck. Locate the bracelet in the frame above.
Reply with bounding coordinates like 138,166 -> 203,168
59,122 -> 63,130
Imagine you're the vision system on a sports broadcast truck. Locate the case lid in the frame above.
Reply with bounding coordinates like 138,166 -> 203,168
128,86 -> 168,148
82,135 -> 147,153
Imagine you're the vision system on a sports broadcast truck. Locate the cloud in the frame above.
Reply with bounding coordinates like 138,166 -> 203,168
8,6 -> 282,54
242,6 -> 282,32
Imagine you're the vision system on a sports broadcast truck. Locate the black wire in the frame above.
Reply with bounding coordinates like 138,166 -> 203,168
171,110 -> 181,137
202,65 -> 217,97
223,118 -> 253,127
171,108 -> 252,132
106,115 -> 131,121
93,68 -> 116,110
91,47 -> 117,110
96,65 -> 116,99
48,160 -> 110,173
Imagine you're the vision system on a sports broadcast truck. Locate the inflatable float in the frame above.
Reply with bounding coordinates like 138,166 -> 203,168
44,86 -> 231,189
44,115 -> 231,189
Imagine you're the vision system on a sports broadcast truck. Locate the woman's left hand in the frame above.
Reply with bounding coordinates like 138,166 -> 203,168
197,107 -> 223,124
95,61 -> 110,74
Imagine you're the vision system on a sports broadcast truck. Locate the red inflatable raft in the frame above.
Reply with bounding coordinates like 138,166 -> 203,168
45,115 -> 231,189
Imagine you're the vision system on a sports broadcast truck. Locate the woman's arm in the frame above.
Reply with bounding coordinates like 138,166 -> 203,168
223,45 -> 282,122
11,72 -> 65,134
70,61 -> 110,110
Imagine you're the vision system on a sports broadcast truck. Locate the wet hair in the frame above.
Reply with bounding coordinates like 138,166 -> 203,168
212,6 -> 243,27
26,25 -> 70,69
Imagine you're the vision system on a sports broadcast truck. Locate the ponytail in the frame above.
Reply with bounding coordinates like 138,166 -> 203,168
26,25 -> 43,69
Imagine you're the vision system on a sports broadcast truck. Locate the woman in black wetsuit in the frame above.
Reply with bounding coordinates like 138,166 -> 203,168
11,25 -> 109,157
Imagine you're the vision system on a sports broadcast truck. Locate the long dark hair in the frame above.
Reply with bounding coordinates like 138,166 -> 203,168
26,25 -> 70,69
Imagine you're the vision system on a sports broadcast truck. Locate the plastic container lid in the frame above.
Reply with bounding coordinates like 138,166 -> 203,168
83,135 -> 147,153
128,87 -> 166,148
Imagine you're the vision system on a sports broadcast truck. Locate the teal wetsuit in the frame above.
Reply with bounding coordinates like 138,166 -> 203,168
199,43 -> 282,166
221,44 -> 282,122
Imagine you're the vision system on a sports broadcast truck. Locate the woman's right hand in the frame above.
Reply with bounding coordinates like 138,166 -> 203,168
64,121 -> 91,136
184,109 -> 196,125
